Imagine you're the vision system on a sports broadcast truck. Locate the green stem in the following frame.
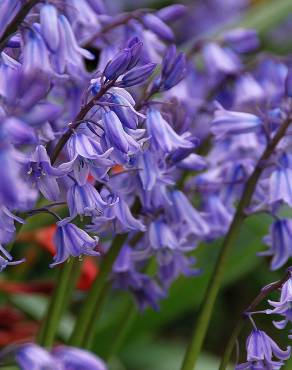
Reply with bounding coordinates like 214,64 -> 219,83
37,259 -> 75,347
61,260 -> 82,314
104,298 -> 137,361
219,268 -> 292,370
69,234 -> 127,347
82,280 -> 111,349
180,117 -> 291,370
102,257 -> 156,359
219,321 -> 244,370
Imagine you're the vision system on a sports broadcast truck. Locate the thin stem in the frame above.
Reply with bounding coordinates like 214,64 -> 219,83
50,80 -> 115,164
219,268 -> 292,370
69,234 -> 127,347
26,208 -> 62,221
100,258 -> 154,359
104,298 -> 137,361
60,260 -> 82,317
219,321 -> 244,370
37,259 -> 75,347
82,10 -> 147,48
180,116 -> 291,370
0,0 -> 40,52
82,280 -> 111,349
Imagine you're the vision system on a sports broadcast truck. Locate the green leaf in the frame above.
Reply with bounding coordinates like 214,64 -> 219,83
91,214 -> 270,358
238,0 -> 292,36
119,336 -> 233,370
10,294 -> 74,341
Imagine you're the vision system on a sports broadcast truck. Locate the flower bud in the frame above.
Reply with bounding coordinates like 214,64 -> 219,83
156,4 -> 186,22
142,13 -> 174,42
120,63 -> 156,87
223,28 -> 259,53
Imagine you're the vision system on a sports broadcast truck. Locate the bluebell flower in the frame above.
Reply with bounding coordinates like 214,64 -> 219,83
67,0 -> 99,30
202,193 -> 233,239
1,65 -> 50,111
142,179 -> 174,211
0,208 -> 25,271
202,42 -> 242,75
211,106 -> 262,136
269,153 -> 292,207
103,38 -> 143,81
25,145 -> 73,201
223,28 -> 259,53
14,343 -> 107,370
112,244 -> 143,290
177,153 -> 207,171
51,219 -> 99,267
22,28 -> 54,77
0,207 -> 24,245
104,48 -> 133,81
120,63 -> 156,87
236,329 -> 290,370
256,59 -> 288,101
220,161 -> 255,205
132,275 -> 166,311
113,244 -> 133,275
3,117 -> 36,145
266,276 -> 292,337
234,74 -> 264,106
88,196 -> 145,234
67,131 -> 113,162
112,245 -> 165,310
125,37 -> 144,70
40,4 -> 60,52
105,90 -> 139,129
170,190 -> 209,237
16,344 -> 61,370
54,15 -> 94,81
0,145 -> 24,207
67,132 -> 113,184
142,13 -> 174,42
261,219 -> 292,271
102,110 -> 140,154
0,0 -> 20,38
67,182 -> 107,217
146,108 -> 193,153
158,250 -> 200,289
161,45 -> 186,90
138,150 -> 160,191
149,220 -> 178,251
156,4 -> 186,22
52,346 -> 107,370
21,102 -> 62,127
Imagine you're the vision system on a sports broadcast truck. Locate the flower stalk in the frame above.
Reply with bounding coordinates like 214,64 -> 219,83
219,267 -> 292,370
37,258 -> 75,347
180,116 -> 292,370
69,233 -> 127,347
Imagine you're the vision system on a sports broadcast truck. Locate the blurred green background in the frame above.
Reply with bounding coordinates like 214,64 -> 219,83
2,1 -> 292,369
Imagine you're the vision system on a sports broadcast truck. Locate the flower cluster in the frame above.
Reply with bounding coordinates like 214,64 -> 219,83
0,0 -> 203,311
0,0 -> 292,368
237,274 -> 292,369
